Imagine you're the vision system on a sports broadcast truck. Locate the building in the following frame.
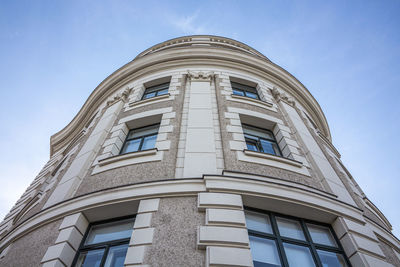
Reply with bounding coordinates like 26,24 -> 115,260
0,35 -> 399,267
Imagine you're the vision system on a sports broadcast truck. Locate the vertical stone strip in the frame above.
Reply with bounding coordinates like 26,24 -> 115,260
175,75 -> 190,178
43,99 -> 125,208
277,97 -> 356,206
210,75 -> 225,174
183,72 -> 218,177
197,192 -> 253,267
124,198 -> 159,266
333,217 -> 392,267
41,212 -> 88,267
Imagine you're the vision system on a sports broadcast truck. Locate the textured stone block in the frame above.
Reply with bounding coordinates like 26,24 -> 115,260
207,246 -> 253,267
134,213 -> 153,229
138,199 -> 160,213
41,243 -> 75,266
198,226 -> 249,247
198,192 -> 243,210
124,245 -> 147,265
55,226 -> 83,250
129,228 -> 154,246
59,213 -> 88,235
206,208 -> 246,227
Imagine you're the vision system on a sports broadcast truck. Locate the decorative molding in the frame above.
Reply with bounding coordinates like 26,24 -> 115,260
107,87 -> 132,107
243,149 -> 303,167
98,148 -> 158,166
128,93 -> 170,107
272,86 -> 296,106
187,70 -> 214,82
230,93 -> 273,107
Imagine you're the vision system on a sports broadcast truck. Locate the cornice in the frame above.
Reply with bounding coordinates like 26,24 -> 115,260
50,39 -> 332,155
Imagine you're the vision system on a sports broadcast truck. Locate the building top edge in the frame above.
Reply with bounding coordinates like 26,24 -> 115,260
134,35 -> 271,62
48,36 -> 332,156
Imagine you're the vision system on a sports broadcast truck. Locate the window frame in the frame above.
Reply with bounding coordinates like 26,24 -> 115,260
71,215 -> 136,267
141,82 -> 170,100
245,207 -> 351,267
231,81 -> 260,100
119,123 -> 160,155
242,124 -> 283,157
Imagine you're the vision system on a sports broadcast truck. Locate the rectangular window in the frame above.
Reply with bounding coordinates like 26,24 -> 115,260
242,124 -> 282,156
120,124 -> 159,155
142,82 -> 170,100
73,217 -> 135,267
231,81 -> 260,100
245,209 -> 350,267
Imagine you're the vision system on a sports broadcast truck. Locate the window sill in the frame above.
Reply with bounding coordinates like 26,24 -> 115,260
128,93 -> 171,107
230,94 -> 273,107
98,148 -> 158,166
243,149 -> 303,168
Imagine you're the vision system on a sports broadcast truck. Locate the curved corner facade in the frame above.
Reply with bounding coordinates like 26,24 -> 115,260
0,35 -> 399,267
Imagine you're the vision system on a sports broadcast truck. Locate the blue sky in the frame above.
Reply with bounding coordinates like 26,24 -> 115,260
0,0 -> 399,236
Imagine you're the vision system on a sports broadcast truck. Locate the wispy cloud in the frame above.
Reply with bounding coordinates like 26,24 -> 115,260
168,10 -> 207,35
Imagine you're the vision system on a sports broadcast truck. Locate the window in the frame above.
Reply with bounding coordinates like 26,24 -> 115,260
142,82 -> 169,100
120,124 -> 159,154
243,124 -> 282,156
73,217 -> 135,267
245,209 -> 350,267
231,81 -> 260,99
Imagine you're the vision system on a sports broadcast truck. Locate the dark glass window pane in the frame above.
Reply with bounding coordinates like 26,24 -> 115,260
156,88 -> 169,96
104,244 -> 129,267
260,139 -> 276,155
283,243 -> 316,267
245,91 -> 259,99
250,236 -> 282,267
121,138 -> 141,154
128,125 -> 159,139
317,250 -> 348,267
85,220 -> 134,245
141,134 -> 157,150
233,88 -> 245,96
143,92 -> 156,99
245,211 -> 273,234
76,249 -> 105,267
307,223 -> 337,247
276,217 -> 306,241
246,140 -> 259,152
243,126 -> 274,140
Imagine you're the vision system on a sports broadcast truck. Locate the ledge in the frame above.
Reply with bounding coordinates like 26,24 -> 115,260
243,149 -> 303,168
230,94 -> 273,107
128,93 -> 171,107
98,148 -> 158,167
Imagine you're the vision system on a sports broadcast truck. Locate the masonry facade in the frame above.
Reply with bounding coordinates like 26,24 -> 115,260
0,35 -> 399,267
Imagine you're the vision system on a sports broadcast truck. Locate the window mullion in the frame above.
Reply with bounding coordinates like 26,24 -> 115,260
301,219 -> 323,267
257,138 -> 263,153
270,213 -> 290,267
138,137 -> 145,151
99,245 -> 110,267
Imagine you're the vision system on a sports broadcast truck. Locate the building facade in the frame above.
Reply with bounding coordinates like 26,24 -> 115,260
0,35 -> 399,267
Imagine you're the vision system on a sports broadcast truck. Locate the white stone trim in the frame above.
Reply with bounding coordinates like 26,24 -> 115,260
203,176 -> 364,223
124,198 -> 160,266
93,105 -> 175,174
237,150 -> 310,176
138,198 -> 160,213
224,106 -> 311,176
198,192 -> 243,211
41,213 -> 88,266
206,246 -> 253,267
198,226 -> 249,248
197,192 -> 253,265
127,93 -> 172,109
243,149 -> 303,167
206,208 -> 246,228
